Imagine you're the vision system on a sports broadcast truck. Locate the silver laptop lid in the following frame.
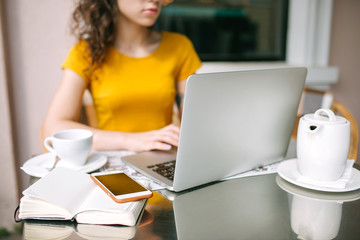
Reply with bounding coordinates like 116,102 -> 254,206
172,67 -> 307,191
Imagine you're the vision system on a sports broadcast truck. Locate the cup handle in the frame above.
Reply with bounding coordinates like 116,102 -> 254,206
44,137 -> 57,154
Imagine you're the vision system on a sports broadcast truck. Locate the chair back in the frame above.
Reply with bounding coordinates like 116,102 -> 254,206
331,100 -> 359,161
80,90 -> 98,127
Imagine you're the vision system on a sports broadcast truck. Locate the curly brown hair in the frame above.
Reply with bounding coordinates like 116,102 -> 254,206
71,0 -> 119,67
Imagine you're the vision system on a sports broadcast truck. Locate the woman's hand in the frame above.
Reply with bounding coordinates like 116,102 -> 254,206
125,124 -> 180,152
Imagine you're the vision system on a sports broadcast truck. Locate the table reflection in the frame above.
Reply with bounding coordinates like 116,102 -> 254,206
22,174 -> 360,239
144,175 -> 292,239
276,176 -> 360,240
23,210 -> 154,240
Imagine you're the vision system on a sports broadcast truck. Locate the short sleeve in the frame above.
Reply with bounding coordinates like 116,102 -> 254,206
61,41 -> 92,84
175,35 -> 202,81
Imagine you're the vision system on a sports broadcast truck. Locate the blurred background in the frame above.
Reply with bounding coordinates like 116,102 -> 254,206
1,0 -> 359,236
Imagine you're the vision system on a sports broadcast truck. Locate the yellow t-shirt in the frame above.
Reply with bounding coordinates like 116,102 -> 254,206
62,32 -> 202,132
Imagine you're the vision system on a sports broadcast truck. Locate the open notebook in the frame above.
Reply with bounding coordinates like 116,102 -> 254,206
18,167 -> 146,226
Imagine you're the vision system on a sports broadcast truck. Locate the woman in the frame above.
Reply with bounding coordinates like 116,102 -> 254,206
42,0 -> 202,152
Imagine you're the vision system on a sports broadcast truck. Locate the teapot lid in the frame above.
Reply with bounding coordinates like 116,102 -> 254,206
303,109 -> 347,125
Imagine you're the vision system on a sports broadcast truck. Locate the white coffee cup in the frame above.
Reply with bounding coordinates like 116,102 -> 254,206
297,109 -> 350,181
44,129 -> 93,168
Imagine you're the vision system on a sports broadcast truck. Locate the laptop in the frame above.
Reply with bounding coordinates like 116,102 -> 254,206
122,67 -> 307,192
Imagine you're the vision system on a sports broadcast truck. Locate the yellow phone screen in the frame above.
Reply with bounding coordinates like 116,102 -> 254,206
95,173 -> 147,195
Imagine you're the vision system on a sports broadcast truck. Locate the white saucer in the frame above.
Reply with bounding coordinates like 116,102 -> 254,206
276,175 -> 360,202
21,152 -> 107,178
277,159 -> 360,192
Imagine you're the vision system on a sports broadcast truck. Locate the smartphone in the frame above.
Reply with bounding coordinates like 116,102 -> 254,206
90,171 -> 153,203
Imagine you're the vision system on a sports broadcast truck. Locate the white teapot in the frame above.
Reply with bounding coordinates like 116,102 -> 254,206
296,109 -> 350,181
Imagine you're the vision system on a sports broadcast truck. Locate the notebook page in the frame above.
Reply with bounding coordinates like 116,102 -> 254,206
23,167 -> 96,216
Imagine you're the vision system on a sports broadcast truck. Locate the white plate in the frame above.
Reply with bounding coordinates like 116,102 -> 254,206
21,152 -> 107,178
276,175 -> 360,202
277,159 -> 360,192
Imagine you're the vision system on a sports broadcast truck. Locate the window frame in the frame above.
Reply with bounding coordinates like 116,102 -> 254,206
198,0 -> 338,89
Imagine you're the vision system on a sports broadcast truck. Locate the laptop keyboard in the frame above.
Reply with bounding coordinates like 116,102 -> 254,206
147,160 -> 176,181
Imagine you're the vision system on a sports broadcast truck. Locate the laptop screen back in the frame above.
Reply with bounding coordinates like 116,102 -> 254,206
173,67 -> 307,191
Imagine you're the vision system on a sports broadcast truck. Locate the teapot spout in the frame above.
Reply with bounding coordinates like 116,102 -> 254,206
308,125 -> 320,133
310,125 -> 317,131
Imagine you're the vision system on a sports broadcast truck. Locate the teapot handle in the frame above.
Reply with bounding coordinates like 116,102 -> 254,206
314,109 -> 336,121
